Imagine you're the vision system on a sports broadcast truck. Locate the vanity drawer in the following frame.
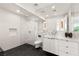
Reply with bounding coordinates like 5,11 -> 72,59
58,40 -> 68,46
58,39 -> 79,48
67,42 -> 79,48
59,45 -> 79,56
59,49 -> 79,56
59,50 -> 70,56
58,40 -> 79,56
68,47 -> 79,56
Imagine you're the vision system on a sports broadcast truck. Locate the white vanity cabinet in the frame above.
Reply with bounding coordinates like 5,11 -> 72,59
54,39 -> 59,55
43,38 -> 52,53
58,39 -> 79,56
43,38 -> 56,53
51,38 -> 56,53
43,37 -> 79,56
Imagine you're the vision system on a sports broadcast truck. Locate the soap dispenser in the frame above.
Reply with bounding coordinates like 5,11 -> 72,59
69,32 -> 73,38
65,32 -> 68,37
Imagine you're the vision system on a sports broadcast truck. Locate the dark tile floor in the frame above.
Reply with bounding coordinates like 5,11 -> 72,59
2,44 -> 57,56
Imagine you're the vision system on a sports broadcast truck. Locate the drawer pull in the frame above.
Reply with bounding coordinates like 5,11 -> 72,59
66,40 -> 68,42
66,46 -> 68,48
66,52 -> 68,54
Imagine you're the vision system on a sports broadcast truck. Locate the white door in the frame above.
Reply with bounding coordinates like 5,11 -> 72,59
20,17 -> 29,45
26,21 -> 38,45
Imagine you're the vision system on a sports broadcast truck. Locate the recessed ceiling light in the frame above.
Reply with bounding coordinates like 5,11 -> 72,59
34,3 -> 38,6
51,6 -> 56,9
16,10 -> 20,13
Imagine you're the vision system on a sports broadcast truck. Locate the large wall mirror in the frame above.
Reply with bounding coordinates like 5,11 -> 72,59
56,16 -> 67,32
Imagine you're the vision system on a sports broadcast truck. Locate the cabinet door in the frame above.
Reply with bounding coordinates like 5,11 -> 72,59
55,39 -> 59,55
51,39 -> 56,53
67,42 -> 79,56
43,38 -> 52,53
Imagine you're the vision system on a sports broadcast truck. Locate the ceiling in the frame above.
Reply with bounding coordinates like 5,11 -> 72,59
17,3 -> 71,18
0,3 -> 79,20
17,3 -> 79,18
0,3 -> 34,17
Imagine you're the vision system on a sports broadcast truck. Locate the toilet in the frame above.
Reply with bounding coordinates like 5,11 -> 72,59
34,40 -> 42,48
34,34 -> 42,48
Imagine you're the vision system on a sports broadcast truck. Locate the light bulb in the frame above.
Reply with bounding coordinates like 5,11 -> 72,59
51,6 -> 55,9
16,10 -> 20,13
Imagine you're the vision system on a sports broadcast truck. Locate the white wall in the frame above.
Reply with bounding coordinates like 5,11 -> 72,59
0,8 -> 43,51
45,16 -> 66,37
20,17 -> 37,45
20,16 -> 43,45
45,15 -> 79,39
0,8 -> 21,51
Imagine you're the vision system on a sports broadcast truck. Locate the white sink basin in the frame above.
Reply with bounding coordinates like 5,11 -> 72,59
44,34 -> 55,38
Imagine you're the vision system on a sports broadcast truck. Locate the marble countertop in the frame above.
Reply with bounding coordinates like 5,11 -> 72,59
43,35 -> 79,43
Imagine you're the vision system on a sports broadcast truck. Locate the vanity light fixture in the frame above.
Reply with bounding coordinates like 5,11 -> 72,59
16,10 -> 20,13
34,3 -> 38,6
51,5 -> 56,9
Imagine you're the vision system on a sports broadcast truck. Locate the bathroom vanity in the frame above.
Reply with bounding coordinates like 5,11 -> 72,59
42,7 -> 79,56
43,35 -> 79,56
